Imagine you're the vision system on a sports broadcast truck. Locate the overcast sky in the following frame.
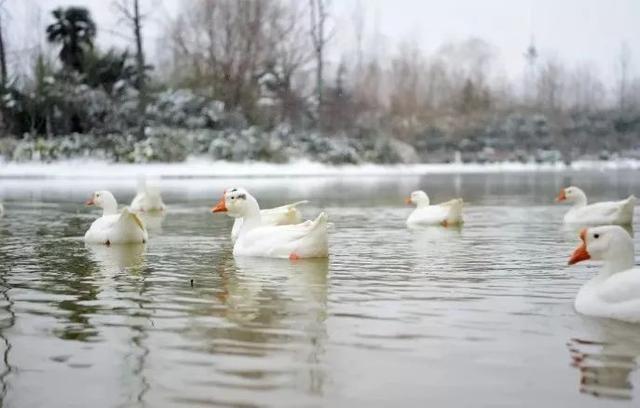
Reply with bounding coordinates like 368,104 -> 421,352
5,0 -> 640,85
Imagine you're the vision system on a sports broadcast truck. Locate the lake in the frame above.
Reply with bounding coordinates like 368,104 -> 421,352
0,170 -> 639,407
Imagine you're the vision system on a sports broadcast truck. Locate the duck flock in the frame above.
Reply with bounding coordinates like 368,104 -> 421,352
1,183 -> 638,323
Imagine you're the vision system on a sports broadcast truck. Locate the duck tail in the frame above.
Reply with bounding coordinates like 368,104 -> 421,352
136,175 -> 147,194
283,200 -> 309,223
309,212 -> 328,231
620,195 -> 636,223
445,198 -> 464,225
120,207 -> 146,232
287,200 -> 309,208
626,195 -> 637,206
440,198 -> 463,207
145,184 -> 162,198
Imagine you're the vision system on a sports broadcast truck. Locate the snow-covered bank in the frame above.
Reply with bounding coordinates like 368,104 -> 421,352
1,158 -> 639,179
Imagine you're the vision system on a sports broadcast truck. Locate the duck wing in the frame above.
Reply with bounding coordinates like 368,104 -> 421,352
438,198 -> 464,224
237,212 -> 328,258
577,198 -> 634,224
112,208 -> 148,243
597,268 -> 640,304
260,200 -> 309,225
408,206 -> 449,225
85,214 -> 120,243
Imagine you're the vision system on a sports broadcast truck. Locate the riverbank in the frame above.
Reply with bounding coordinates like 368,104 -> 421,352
1,157 -> 639,179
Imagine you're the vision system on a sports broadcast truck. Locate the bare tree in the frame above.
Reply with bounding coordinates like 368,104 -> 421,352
0,0 -> 8,88
167,0 -> 311,124
261,1 -> 312,125
615,42 -> 631,112
309,0 -> 331,127
388,41 -> 423,121
523,37 -> 538,106
351,0 -> 364,75
0,11 -> 6,88
536,58 -> 566,111
114,0 -> 148,140
567,63 -> 605,113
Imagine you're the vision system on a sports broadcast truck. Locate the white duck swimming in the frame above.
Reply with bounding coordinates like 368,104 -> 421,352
405,190 -> 463,227
212,188 -> 328,259
231,200 -> 308,243
85,190 -> 148,245
556,186 -> 635,225
130,178 -> 166,212
568,225 -> 640,323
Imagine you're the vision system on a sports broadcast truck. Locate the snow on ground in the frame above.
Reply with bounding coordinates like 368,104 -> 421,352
1,158 -> 639,180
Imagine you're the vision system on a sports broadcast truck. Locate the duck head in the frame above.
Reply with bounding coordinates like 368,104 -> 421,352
86,190 -> 118,215
211,188 -> 259,218
569,225 -> 635,273
406,190 -> 430,207
556,186 -> 587,205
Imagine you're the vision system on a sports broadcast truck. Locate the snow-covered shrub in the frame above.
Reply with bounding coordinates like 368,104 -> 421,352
147,89 -> 226,129
0,137 -> 17,161
133,128 -> 190,162
365,138 -> 419,164
95,133 -> 136,162
302,132 -> 362,164
208,134 -> 234,160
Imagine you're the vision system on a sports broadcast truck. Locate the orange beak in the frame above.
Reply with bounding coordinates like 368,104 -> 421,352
568,229 -> 591,265
555,189 -> 567,202
85,197 -> 95,206
404,197 -> 412,205
211,196 -> 227,213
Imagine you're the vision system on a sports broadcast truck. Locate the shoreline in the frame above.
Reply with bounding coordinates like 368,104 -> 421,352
1,158 -> 639,179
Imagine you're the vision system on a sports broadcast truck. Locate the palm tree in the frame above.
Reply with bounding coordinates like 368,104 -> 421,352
46,7 -> 96,73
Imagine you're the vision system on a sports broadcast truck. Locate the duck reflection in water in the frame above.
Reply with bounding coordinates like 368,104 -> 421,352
409,224 -> 463,261
85,242 -> 146,274
568,324 -> 640,400
137,211 -> 166,235
213,256 -> 329,325
204,256 -> 329,395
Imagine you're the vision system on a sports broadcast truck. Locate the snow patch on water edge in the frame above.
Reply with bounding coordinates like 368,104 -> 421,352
1,158 -> 639,179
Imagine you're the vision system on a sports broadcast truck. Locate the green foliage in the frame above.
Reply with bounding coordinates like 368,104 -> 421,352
82,49 -> 136,93
46,7 -> 96,72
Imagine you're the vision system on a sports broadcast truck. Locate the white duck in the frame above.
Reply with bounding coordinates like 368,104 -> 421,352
556,186 -> 635,225
0,202 -> 4,217
568,225 -> 640,323
85,190 -> 148,245
231,200 -> 308,243
212,188 -> 328,259
130,178 -> 166,212
405,190 -> 463,227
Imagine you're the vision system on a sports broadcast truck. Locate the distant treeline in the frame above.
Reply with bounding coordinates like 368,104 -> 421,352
0,1 -> 639,163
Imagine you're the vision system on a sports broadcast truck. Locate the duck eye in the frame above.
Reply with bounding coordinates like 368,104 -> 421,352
594,233 -> 600,239
231,196 -> 235,200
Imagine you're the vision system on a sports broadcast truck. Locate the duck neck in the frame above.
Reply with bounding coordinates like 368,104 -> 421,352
416,196 -> 430,209
601,244 -> 635,276
238,196 -> 262,236
601,255 -> 635,277
102,196 -> 118,216
571,191 -> 588,208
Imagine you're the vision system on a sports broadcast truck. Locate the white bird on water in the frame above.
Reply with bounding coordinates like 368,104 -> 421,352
85,190 -> 148,245
567,225 -> 640,323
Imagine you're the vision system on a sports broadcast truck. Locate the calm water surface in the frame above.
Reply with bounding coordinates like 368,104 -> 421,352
1,170 -> 640,407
